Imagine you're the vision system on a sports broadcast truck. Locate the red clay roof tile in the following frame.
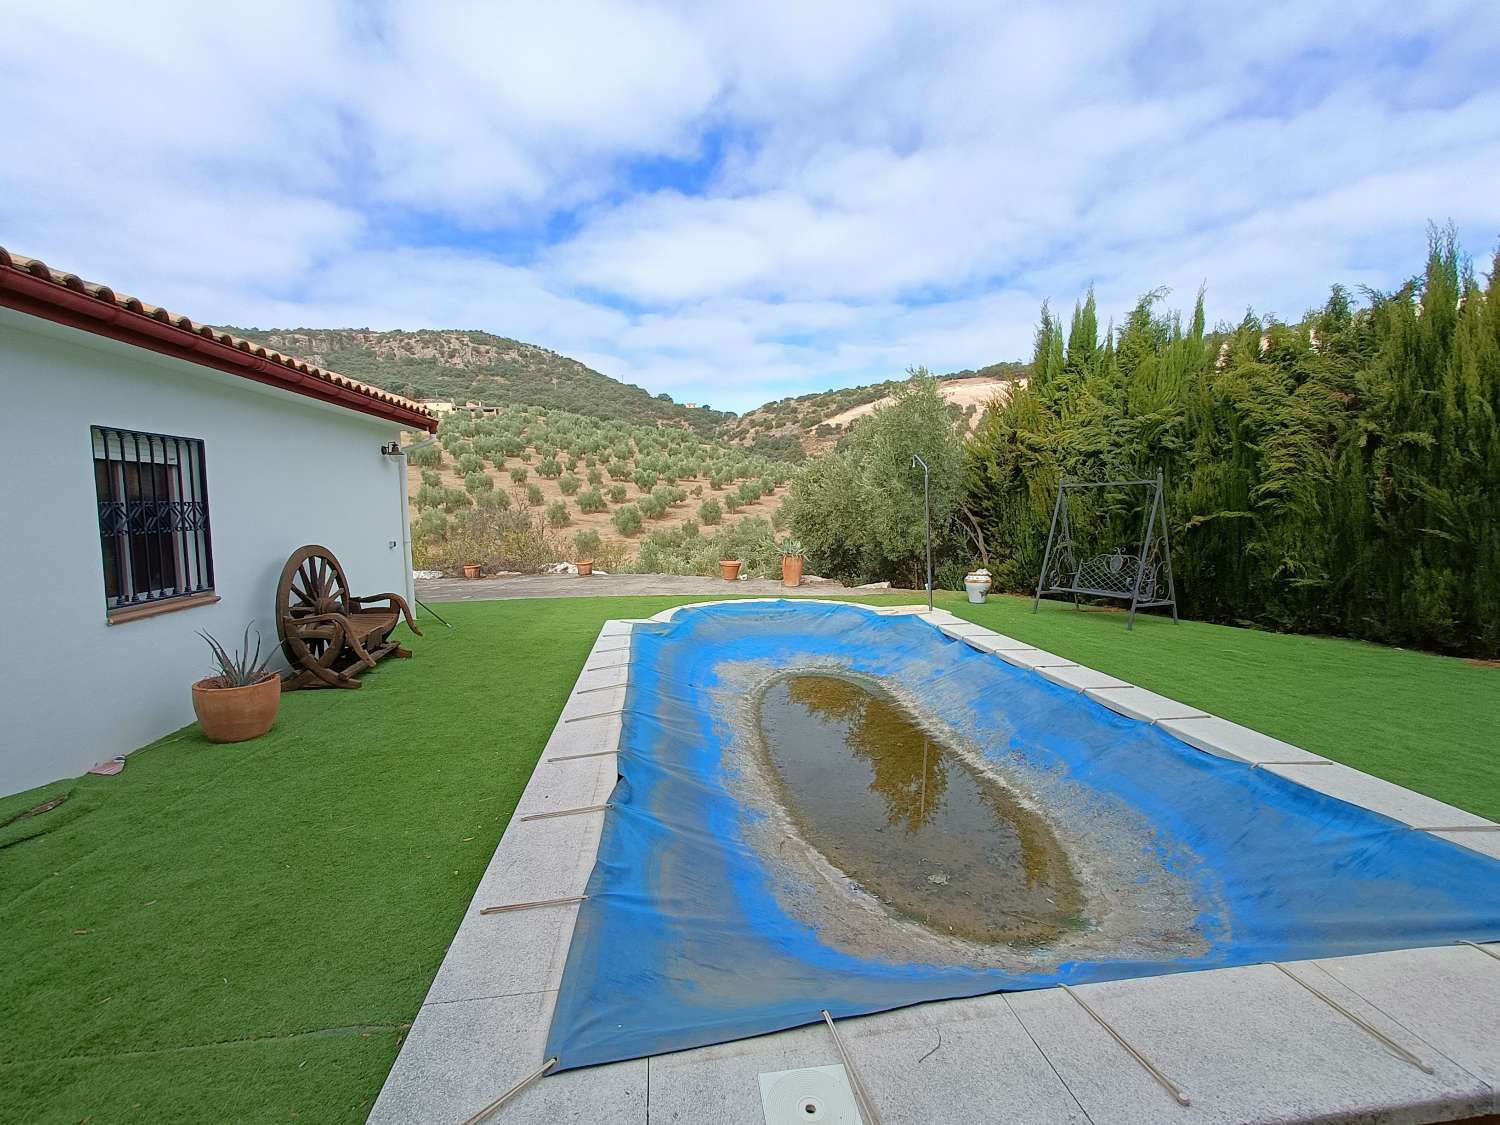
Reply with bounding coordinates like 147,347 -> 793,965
0,247 -> 436,432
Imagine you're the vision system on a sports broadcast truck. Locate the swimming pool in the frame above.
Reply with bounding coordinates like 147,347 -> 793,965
544,601 -> 1500,1072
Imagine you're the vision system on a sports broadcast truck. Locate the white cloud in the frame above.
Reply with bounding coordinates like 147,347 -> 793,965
2,0 -> 1497,414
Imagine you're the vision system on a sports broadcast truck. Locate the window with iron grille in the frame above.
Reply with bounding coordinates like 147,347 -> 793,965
92,426 -> 214,610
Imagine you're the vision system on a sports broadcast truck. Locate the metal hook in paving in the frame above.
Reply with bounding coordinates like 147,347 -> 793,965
1058,983 -> 1191,1106
459,1056 -> 557,1124
574,681 -> 629,696
478,896 -> 586,916
1270,963 -> 1434,1074
1458,939 -> 1500,962
819,1009 -> 884,1125
547,748 -> 619,762
518,803 -> 611,822
1410,824 -> 1500,833
563,708 -> 628,724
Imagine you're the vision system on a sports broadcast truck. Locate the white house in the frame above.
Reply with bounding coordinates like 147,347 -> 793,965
0,248 -> 436,797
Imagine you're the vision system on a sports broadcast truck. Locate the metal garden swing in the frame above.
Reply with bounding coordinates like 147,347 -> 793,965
1032,468 -> 1179,629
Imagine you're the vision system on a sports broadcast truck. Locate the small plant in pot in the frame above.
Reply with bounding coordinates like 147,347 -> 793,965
778,537 -> 805,588
719,556 -> 742,581
192,624 -> 281,743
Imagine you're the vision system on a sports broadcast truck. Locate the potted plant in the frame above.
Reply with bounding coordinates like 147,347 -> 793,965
577,559 -> 594,577
462,562 -> 482,579
719,557 -> 742,581
964,566 -> 993,604
779,538 -> 805,588
191,624 -> 280,743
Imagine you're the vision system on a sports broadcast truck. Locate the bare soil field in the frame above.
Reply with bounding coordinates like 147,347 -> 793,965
818,375 -> 1024,433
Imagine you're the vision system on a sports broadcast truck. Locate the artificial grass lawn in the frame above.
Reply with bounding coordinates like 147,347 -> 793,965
952,594 -> 1500,822
1,591 -> 1496,1123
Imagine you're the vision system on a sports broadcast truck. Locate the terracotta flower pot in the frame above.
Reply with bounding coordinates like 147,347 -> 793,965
781,555 -> 804,588
577,560 -> 594,577
462,563 -> 482,579
192,673 -> 281,744
720,559 -> 742,581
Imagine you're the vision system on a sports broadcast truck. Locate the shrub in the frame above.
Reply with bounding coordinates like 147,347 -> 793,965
608,461 -> 632,481
420,468 -> 441,488
546,500 -> 571,528
633,469 -> 658,492
725,493 -> 742,513
587,467 -> 603,486
407,442 -> 442,468
558,473 -> 581,496
464,471 -> 494,494
698,497 -> 723,525
577,487 -> 606,513
526,483 -> 544,506
414,483 -> 442,510
639,495 -> 667,519
510,466 -> 528,484
612,505 -> 643,536
609,483 -> 628,504
681,518 -> 700,539
538,457 -> 562,479
574,529 -> 603,558
441,487 -> 472,512
690,485 -> 703,497
457,452 -> 485,475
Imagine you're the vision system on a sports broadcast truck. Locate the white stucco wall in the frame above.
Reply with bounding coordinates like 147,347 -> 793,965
0,308 -> 416,797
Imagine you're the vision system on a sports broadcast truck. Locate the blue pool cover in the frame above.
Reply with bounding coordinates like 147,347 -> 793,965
544,601 -> 1500,1071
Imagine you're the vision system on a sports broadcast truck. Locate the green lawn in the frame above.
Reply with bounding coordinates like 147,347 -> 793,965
1,592 -> 1495,1124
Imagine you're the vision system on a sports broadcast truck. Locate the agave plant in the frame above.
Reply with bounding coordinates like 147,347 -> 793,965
199,623 -> 276,688
778,537 -> 804,557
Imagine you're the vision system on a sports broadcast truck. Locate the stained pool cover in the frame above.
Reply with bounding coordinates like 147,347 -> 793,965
545,602 -> 1500,1071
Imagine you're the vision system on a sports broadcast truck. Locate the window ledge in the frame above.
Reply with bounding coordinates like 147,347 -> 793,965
107,592 -> 220,625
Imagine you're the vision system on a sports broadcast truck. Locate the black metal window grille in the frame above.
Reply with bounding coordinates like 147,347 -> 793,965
92,426 -> 214,610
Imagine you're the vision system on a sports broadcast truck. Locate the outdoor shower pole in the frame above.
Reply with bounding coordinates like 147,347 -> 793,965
911,454 -> 933,612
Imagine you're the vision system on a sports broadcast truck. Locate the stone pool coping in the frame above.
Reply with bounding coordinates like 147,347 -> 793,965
370,601 -> 1500,1125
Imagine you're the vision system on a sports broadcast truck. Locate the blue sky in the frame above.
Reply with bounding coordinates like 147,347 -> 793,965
3,0 -> 1498,413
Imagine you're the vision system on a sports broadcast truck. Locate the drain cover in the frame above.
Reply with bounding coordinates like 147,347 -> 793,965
757,1064 -> 863,1124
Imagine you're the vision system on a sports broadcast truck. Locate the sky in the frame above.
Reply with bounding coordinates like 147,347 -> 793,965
3,1 -> 1498,414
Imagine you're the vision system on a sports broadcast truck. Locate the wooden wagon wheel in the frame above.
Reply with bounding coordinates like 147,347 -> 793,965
276,544 -> 354,677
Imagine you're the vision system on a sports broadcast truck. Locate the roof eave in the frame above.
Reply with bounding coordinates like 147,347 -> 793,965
0,260 -> 437,433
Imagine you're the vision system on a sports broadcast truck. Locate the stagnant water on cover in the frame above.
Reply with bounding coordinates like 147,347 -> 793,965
757,674 -> 1082,944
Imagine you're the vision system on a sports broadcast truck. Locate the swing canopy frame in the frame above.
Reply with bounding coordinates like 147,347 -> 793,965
1032,468 -> 1179,629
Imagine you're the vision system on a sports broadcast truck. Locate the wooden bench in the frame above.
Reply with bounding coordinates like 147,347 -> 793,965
275,544 -> 422,690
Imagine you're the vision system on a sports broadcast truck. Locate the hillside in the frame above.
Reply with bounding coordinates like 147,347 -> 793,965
406,403 -> 793,574
730,361 -> 1029,457
220,327 -> 732,436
